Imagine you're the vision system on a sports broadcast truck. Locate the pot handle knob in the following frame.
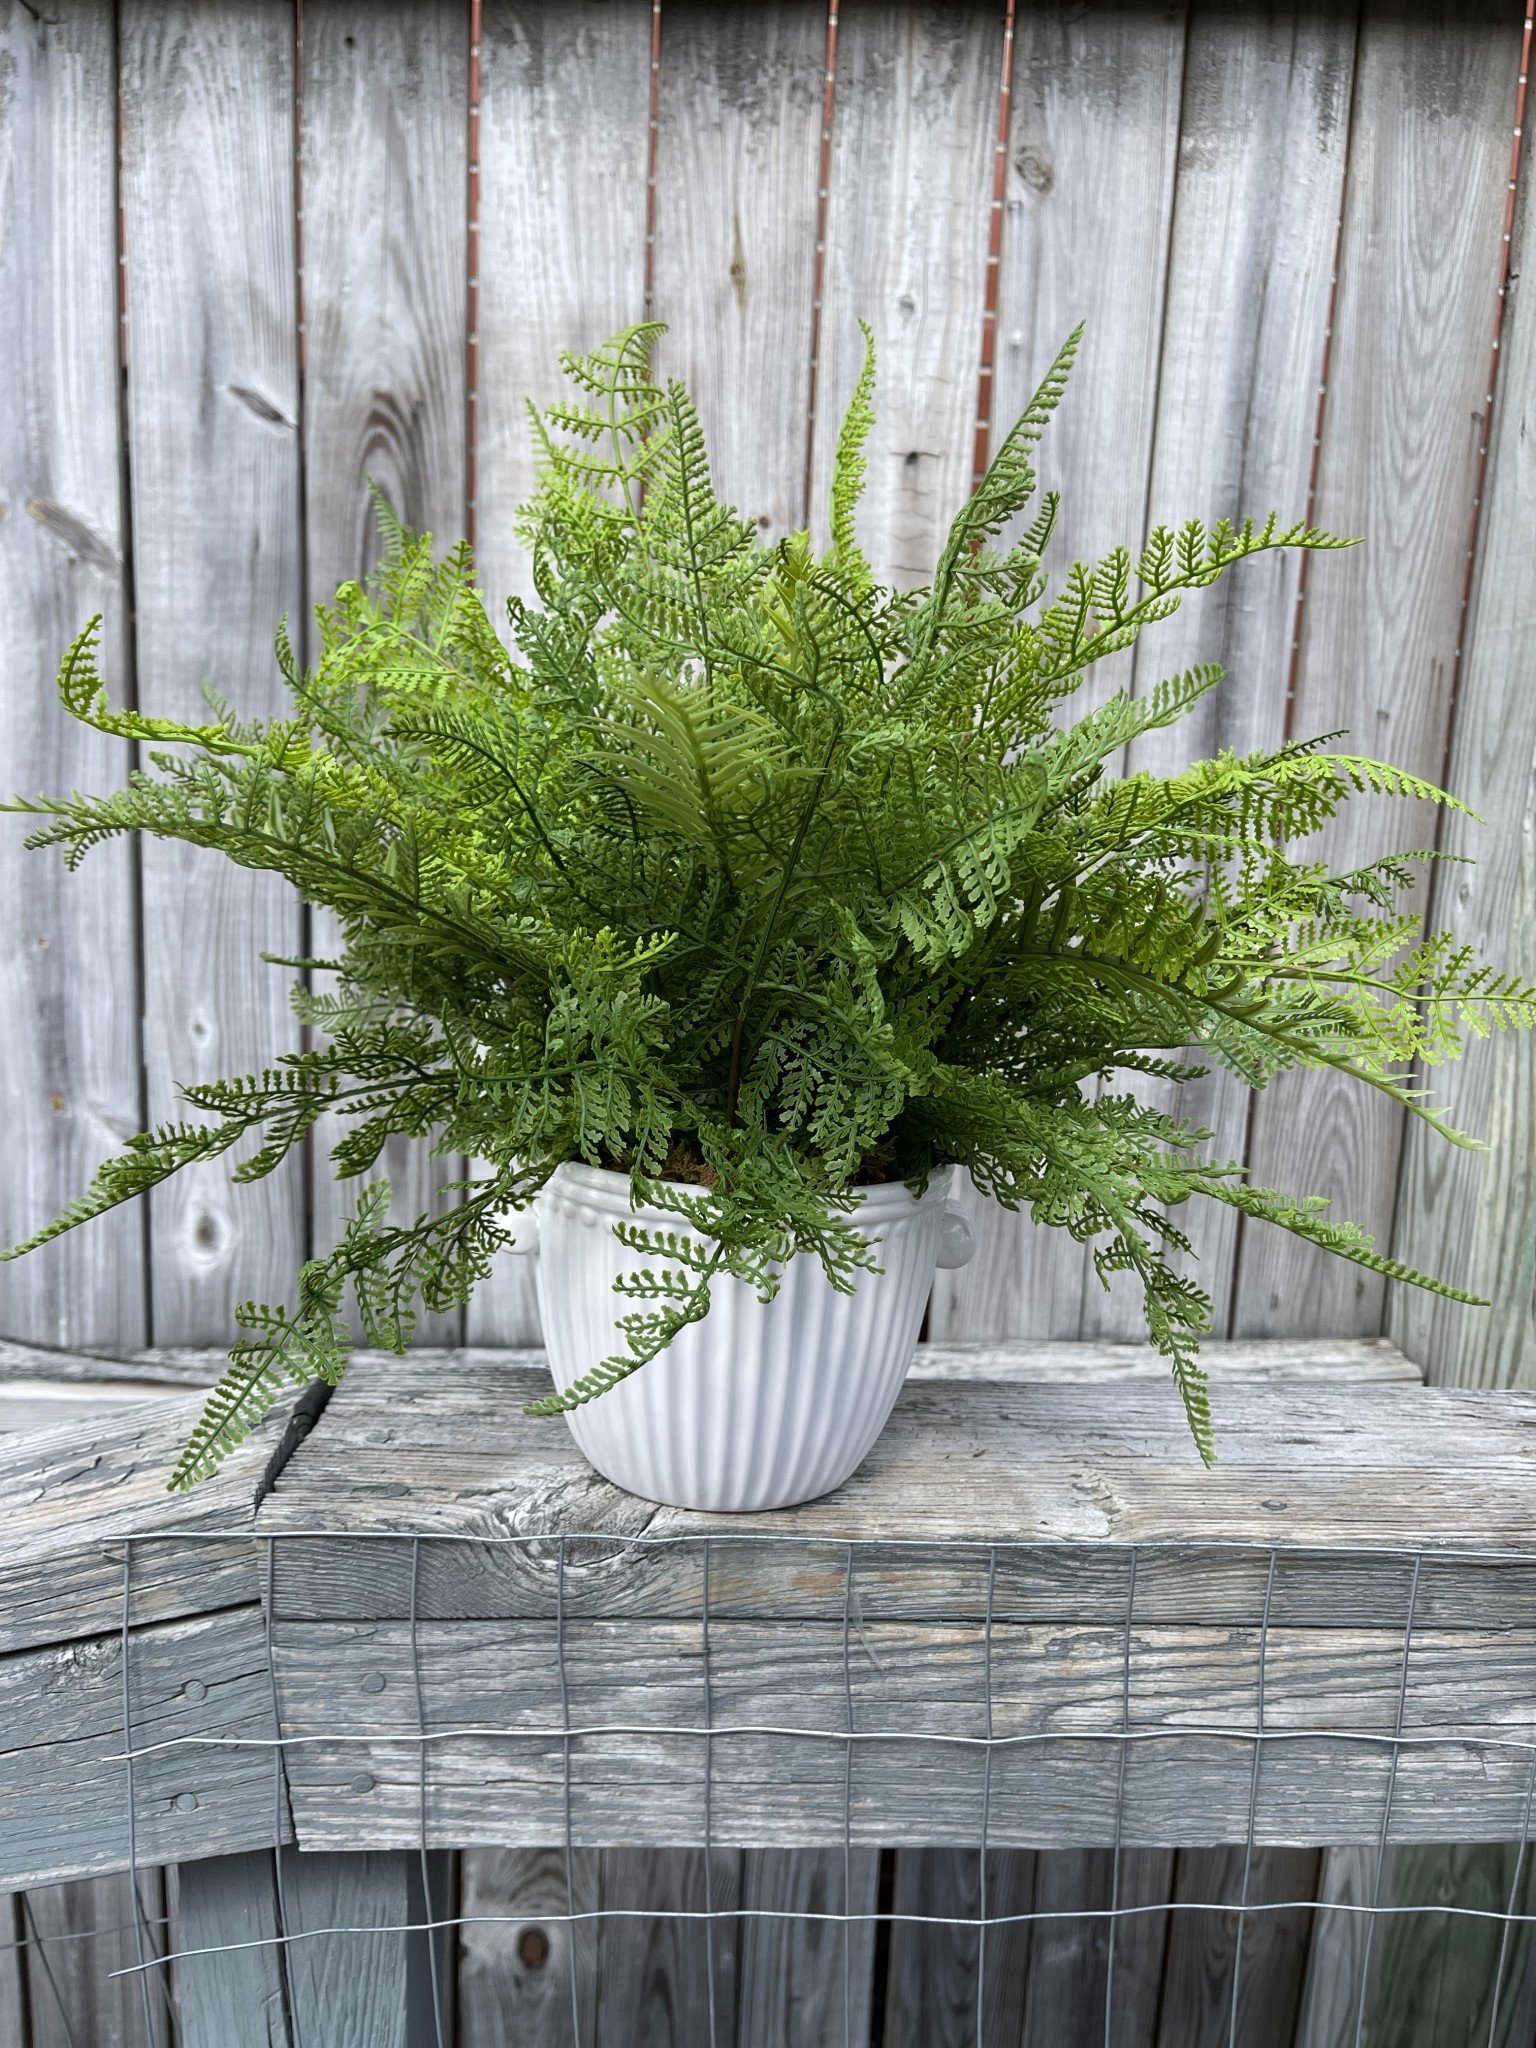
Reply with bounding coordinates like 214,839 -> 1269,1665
501,1207 -> 541,1257
935,1202 -> 977,1270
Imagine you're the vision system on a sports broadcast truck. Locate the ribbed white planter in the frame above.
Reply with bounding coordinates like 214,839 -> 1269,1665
508,1161 -> 975,1511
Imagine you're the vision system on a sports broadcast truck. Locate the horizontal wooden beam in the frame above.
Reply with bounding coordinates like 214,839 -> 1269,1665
261,1356 -> 1531,1556
268,1611 -> 1536,1851
0,1332 -> 1425,1390
0,1605 -> 290,1891
3,1349 -> 1533,1883
0,1388 -> 275,1654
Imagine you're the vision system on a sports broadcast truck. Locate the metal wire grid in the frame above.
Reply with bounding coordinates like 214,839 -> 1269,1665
15,1530 -> 1536,2047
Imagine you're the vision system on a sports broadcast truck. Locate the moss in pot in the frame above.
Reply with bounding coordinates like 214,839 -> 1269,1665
6,323 -> 1534,1503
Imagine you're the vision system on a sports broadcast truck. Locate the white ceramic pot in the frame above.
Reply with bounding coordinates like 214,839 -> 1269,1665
505,1161 -> 976,1511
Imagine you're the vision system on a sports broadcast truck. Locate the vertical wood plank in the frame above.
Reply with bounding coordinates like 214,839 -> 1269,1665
1294,1847 -> 1376,2048
929,1 -> 1187,1346
474,0 -> 651,609
404,1850 -> 456,2048
989,1 -> 1186,658
1367,1845 -> 1536,2048
1153,1846 -> 1319,2048
805,1 -> 998,587
281,1850 -> 411,2048
301,0 -> 470,1343
1388,90 -> 1536,1393
593,1849 -> 743,2048
881,1848 -> 1034,2048
1236,2 -> 1522,1337
0,1894 -> 26,2048
174,1850 -> 291,2047
736,1849 -> 880,2048
1377,78 -> 1536,2045
1295,1845 -> 1536,2048
649,1 -> 826,535
806,0 -> 1000,1394
457,1845 -> 600,2048
469,0 -> 652,1347
120,0 -> 305,1346
23,1873 -> 173,2048
1089,2 -> 1357,1340
0,0 -> 146,1349
1017,1849 -> 1173,2048
302,1 -> 469,594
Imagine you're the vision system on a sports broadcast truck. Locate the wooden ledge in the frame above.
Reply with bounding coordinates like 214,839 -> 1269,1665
3,1342 -> 1534,1885
0,1331 -> 1421,1435
262,1343 -> 1518,1561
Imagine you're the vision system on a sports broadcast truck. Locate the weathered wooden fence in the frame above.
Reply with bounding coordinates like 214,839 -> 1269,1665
3,1 -> 1535,2042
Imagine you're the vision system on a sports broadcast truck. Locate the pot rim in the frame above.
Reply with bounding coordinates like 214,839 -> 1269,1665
538,1157 -> 957,1228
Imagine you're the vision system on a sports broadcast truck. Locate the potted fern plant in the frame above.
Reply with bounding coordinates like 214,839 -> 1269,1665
7,323 -> 1532,1507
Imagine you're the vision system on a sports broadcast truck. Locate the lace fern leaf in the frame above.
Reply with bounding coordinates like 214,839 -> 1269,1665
829,319 -> 877,579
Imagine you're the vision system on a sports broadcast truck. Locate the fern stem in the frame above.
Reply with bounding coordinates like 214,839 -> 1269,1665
725,1017 -> 747,1128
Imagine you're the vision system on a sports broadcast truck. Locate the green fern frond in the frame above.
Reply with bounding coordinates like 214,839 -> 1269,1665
53,619 -> 255,755
2,1117 -> 250,1258
921,323 -> 1083,643
829,320 -> 877,580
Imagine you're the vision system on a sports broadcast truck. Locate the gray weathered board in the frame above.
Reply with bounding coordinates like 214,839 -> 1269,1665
5,1349 -> 1536,1897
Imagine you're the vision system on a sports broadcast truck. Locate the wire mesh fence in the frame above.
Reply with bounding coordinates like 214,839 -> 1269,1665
6,1530 -> 1536,2046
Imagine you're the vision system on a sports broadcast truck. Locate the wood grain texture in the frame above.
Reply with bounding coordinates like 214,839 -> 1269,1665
1153,1845 -> 1319,2048
0,1387 -> 276,1654
0,1375 -> 181,1436
1100,2 -> 1357,1340
457,1844 -> 600,2047
20,1872 -> 173,2048
909,1336 -> 1419,1384
737,1848 -> 879,2048
119,1 -> 305,1345
464,1845 -> 729,2048
1363,1844 -> 1536,2048
281,1851 -> 410,2048
258,1355 -> 1536,1565
301,0 -> 469,1341
1290,1844 -> 1536,2048
174,1850 -> 290,2048
0,0 -> 147,1351
1238,2 -> 1524,1338
241,1356 -> 1536,1861
805,2 -> 999,586
930,0 -> 1188,1348
0,1331 -> 1422,1397
1388,98 -> 1536,1394
1377,70 -> 1536,2039
0,1336 -> 230,1385
0,1603 -> 291,1891
649,1 -> 826,535
1018,1849 -> 1173,2048
1293,1846 -> 1375,2048
591,1849 -> 743,2048
265,1527 -> 1533,1638
267,1609 -> 1536,1851
881,1849 -> 1034,2048
474,0 -> 651,610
